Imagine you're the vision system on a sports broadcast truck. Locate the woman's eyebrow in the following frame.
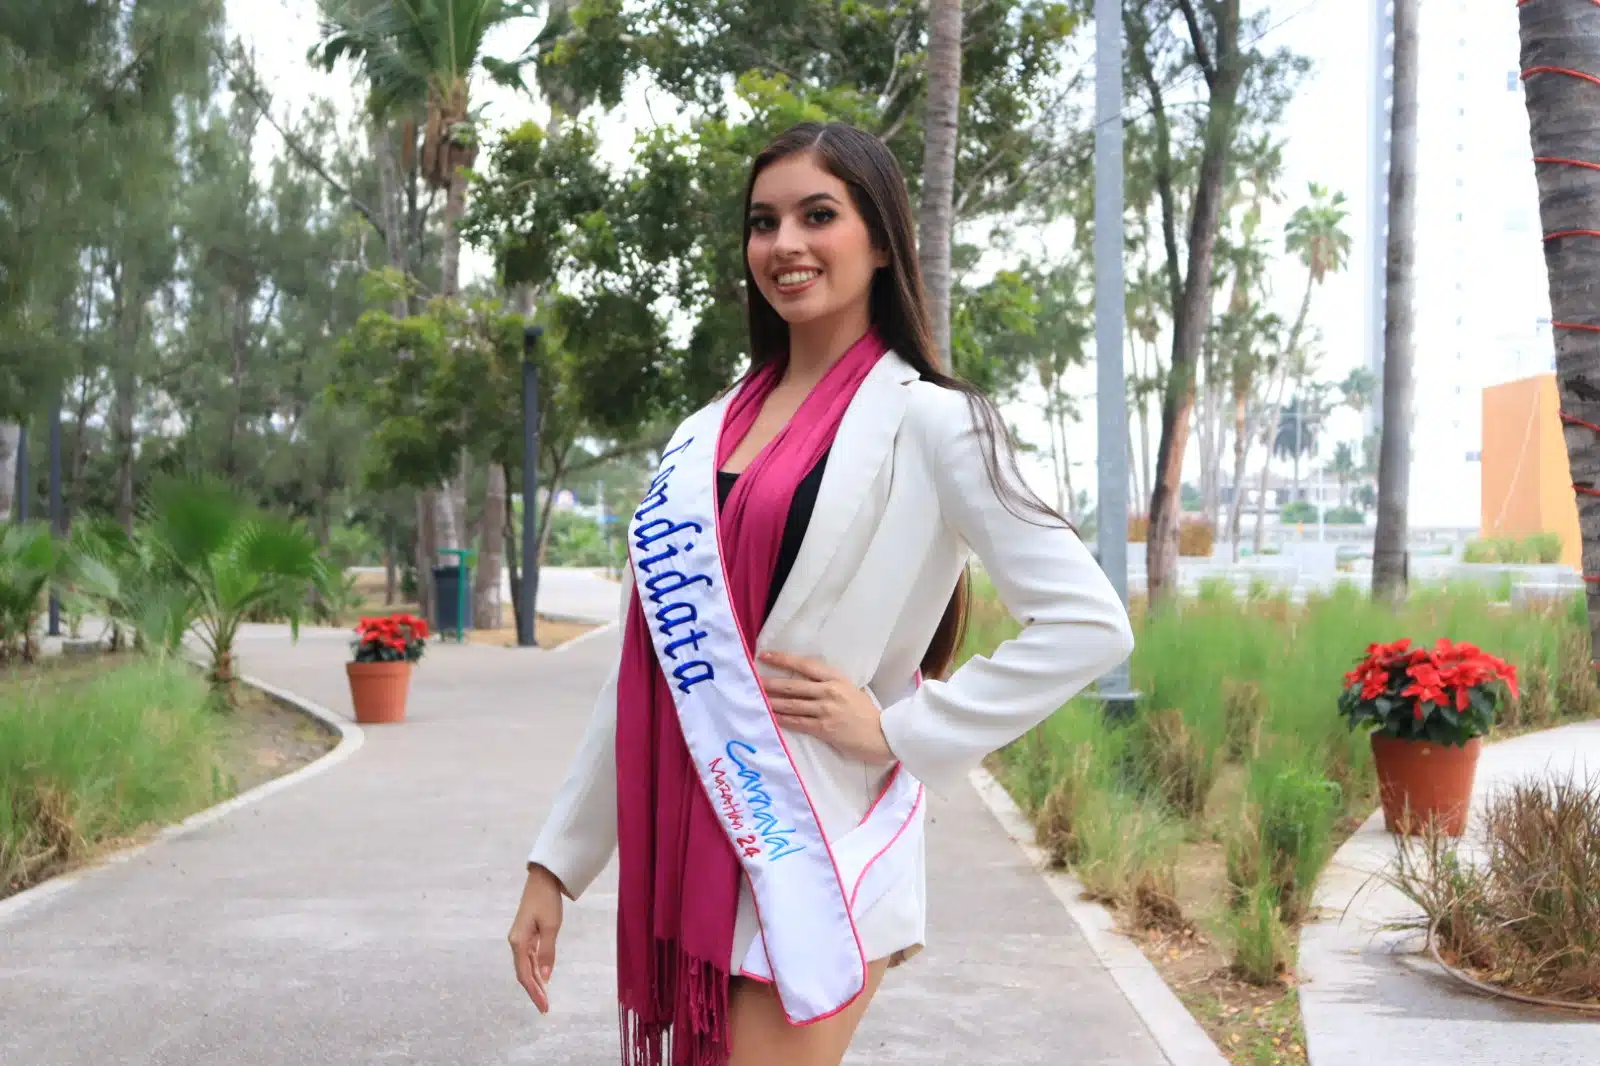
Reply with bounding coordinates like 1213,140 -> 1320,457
749,191 -> 843,212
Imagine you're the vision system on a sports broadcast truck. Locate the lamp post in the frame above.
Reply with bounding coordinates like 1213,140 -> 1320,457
1094,0 -> 1137,719
518,325 -> 543,648
47,400 -> 64,636
14,421 -> 28,523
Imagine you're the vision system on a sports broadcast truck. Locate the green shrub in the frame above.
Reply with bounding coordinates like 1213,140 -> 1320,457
1248,754 -> 1342,923
1223,679 -> 1265,761
545,511 -> 621,568
1464,533 -> 1564,565
1554,626 -> 1600,720
0,523 -> 61,662
1280,500 -> 1317,524
1528,531 -> 1563,564
326,523 -> 382,569
0,660 -> 224,896
1072,782 -> 1185,914
1229,880 -> 1293,984
1134,707 -> 1218,819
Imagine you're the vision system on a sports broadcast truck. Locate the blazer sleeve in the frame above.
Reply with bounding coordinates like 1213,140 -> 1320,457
525,571 -> 632,900
878,386 -> 1136,798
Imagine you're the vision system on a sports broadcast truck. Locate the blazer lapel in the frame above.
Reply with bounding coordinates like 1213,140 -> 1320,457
760,350 -> 919,641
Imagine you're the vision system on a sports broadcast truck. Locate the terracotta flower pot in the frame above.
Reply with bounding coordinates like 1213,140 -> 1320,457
346,660 -> 412,724
1371,733 -> 1482,836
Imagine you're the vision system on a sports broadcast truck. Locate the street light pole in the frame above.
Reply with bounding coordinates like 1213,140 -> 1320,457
47,400 -> 64,636
518,325 -> 543,648
1094,0 -> 1137,718
14,421 -> 28,523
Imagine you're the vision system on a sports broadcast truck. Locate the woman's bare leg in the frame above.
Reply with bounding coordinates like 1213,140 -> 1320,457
727,958 -> 890,1066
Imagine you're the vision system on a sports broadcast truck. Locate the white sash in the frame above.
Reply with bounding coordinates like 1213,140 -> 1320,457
626,403 -> 925,1026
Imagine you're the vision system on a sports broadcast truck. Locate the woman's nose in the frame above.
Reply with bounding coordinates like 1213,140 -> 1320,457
771,216 -> 805,255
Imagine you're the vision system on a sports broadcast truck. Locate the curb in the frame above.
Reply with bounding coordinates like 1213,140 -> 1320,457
968,767 -> 1230,1066
550,620 -> 618,654
0,674 -> 364,928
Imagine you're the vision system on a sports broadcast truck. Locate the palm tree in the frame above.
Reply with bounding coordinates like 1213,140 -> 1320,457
1330,441 -> 1357,507
1249,181 -> 1352,551
0,522 -> 60,662
1283,183 -> 1353,350
312,0 -> 534,626
1272,394 -> 1320,498
918,0 -> 963,367
73,481 -> 333,706
1373,0 -> 1418,602
311,0 -> 533,298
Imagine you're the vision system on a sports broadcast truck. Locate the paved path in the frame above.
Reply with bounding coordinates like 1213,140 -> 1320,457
1300,720 -> 1600,1066
1,625 -> 1172,1064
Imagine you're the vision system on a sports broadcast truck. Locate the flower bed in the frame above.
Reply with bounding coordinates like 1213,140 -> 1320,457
971,579 -> 1593,1065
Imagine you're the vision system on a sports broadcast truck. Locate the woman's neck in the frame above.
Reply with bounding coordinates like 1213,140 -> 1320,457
782,306 -> 873,389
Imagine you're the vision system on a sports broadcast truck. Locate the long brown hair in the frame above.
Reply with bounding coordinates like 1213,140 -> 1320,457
740,121 -> 1071,681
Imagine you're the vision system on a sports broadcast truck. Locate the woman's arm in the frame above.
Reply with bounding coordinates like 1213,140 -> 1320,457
525,570 -> 633,899
878,385 -> 1136,798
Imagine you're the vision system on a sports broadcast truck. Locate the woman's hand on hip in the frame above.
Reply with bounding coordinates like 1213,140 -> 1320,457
758,651 -> 896,766
509,864 -> 565,1014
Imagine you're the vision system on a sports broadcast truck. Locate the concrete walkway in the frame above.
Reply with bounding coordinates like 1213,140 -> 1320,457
1300,721 -> 1600,1066
1,624 -> 1174,1064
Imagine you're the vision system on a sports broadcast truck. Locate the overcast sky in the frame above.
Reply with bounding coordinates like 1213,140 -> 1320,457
227,0 -> 1369,509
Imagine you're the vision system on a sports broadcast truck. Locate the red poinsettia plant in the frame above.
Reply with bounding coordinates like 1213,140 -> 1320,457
1338,638 -> 1519,746
351,613 -> 430,664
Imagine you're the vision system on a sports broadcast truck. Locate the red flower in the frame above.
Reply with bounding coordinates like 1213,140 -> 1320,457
1401,661 -> 1446,709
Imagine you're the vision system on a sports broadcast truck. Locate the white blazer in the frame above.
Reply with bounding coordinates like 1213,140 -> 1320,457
527,349 -> 1135,968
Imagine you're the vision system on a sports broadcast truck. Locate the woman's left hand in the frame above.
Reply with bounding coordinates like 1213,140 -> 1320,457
758,651 -> 897,766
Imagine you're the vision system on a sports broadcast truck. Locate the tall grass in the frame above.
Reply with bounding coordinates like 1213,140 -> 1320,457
970,569 -> 1588,983
0,659 -> 225,897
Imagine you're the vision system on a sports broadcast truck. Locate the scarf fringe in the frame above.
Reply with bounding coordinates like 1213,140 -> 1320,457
621,938 -> 731,1066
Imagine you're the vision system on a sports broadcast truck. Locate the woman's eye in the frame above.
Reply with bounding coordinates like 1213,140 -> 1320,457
748,216 -> 775,232
807,208 -> 837,225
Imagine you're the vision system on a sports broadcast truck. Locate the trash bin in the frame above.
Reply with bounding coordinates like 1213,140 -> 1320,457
432,563 -> 473,635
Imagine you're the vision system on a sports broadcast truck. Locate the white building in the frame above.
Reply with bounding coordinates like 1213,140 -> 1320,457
1368,0 -> 1553,530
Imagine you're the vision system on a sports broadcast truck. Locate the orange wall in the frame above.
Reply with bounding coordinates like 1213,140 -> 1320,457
1480,373 -> 1582,568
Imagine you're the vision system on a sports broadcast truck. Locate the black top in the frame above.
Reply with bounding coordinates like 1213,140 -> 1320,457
717,448 -> 830,622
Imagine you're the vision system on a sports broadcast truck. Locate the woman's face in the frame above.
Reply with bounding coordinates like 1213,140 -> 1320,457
746,152 -> 887,329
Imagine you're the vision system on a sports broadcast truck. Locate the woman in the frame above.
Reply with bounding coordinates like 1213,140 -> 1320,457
507,121 -> 1134,1066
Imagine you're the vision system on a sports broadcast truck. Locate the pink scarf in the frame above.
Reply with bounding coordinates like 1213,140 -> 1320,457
613,328 -> 889,1066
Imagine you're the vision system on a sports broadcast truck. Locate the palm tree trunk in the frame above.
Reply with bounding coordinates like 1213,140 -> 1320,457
1521,3 -> 1600,653
1206,375 -> 1228,526
1252,365 -> 1289,553
917,0 -> 962,367
1372,0 -> 1419,602
442,160 -> 469,299
1227,384 -> 1251,561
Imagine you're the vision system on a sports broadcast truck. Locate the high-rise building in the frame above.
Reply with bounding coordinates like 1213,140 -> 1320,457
1368,0 -> 1552,530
